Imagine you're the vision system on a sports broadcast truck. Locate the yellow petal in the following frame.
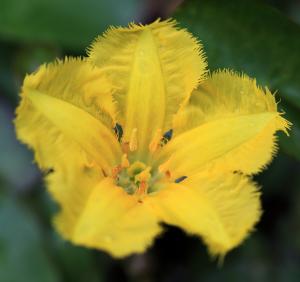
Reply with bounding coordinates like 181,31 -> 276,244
26,57 -> 117,125
15,58 -> 122,172
88,19 -> 207,156
147,172 -> 261,256
53,176 -> 161,258
159,70 -> 290,177
47,150 -> 104,237
174,69 -> 289,133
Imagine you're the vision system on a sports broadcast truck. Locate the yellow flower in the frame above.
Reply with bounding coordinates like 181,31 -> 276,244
15,19 -> 290,258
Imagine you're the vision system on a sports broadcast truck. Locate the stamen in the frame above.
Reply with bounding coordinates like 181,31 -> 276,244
111,165 -> 122,179
129,128 -> 138,151
135,181 -> 148,198
121,154 -> 130,168
115,158 -> 175,196
149,128 -> 162,153
135,167 -> 151,183
127,161 -> 147,178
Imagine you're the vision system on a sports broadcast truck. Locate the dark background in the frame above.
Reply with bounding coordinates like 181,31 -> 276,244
1,0 -> 300,281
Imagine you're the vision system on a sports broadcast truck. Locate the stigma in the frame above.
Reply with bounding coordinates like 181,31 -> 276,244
110,124 -> 186,197
113,160 -> 152,196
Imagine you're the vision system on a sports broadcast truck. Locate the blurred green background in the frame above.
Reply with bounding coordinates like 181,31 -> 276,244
1,0 -> 300,281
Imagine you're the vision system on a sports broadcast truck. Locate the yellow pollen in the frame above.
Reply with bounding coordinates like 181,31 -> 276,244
129,128 -> 138,151
135,181 -> 148,198
117,160 -> 154,196
127,161 -> 147,178
121,154 -> 130,168
135,167 -> 151,183
149,128 -> 162,153
111,165 -> 122,179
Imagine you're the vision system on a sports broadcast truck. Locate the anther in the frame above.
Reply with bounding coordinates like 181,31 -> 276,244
129,128 -> 138,151
121,154 -> 130,168
135,167 -> 151,183
135,181 -> 148,197
149,128 -> 162,153
111,165 -> 122,179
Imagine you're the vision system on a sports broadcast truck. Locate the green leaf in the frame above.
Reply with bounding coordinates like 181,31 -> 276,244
0,46 -> 17,101
175,0 -> 300,160
278,102 -> 300,160
0,103 -> 39,191
0,196 -> 60,282
51,235 -> 104,282
0,0 -> 141,49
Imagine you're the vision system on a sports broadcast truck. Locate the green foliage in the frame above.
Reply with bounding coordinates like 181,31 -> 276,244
0,196 -> 59,282
0,0 -> 140,50
0,103 -> 38,190
175,0 -> 300,161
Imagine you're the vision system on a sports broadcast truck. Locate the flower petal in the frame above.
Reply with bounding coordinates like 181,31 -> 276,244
158,70 -> 290,178
147,172 -> 261,256
15,58 -> 122,172
88,19 -> 206,156
52,175 -> 161,258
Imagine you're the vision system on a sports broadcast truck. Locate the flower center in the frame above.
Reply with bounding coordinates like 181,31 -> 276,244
113,159 -> 164,196
111,125 -> 187,197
